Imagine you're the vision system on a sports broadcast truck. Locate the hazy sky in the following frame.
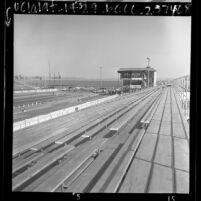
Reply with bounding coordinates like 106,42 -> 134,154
14,15 -> 191,79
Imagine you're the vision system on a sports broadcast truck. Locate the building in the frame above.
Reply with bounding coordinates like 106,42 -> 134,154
117,67 -> 157,92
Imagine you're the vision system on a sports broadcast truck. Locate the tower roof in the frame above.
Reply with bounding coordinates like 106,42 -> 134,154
117,67 -> 156,73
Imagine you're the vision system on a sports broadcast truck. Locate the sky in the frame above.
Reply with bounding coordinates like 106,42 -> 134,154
14,15 -> 191,80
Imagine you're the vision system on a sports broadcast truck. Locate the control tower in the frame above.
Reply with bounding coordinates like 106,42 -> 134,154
117,67 -> 157,92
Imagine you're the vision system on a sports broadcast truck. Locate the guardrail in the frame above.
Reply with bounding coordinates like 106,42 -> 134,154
13,95 -> 119,132
14,89 -> 59,94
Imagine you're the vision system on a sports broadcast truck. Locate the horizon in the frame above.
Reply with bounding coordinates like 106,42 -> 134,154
14,74 -> 188,81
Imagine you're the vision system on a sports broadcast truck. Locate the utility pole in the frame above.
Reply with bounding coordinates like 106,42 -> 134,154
58,72 -> 60,88
117,72 -> 119,89
60,72 -> 62,89
100,66 -> 102,88
48,61 -> 51,88
59,72 -> 62,89
53,72 -> 55,89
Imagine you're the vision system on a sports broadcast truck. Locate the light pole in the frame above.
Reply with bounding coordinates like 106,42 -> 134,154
117,71 -> 119,89
48,61 -> 51,89
147,57 -> 150,67
100,67 -> 102,88
60,72 -> 62,89
147,57 -> 151,88
53,72 -> 55,89
58,72 -> 61,89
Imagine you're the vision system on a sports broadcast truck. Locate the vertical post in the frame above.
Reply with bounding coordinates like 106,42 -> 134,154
54,72 -> 55,89
147,57 -> 150,88
117,73 -> 119,88
185,76 -> 188,118
60,73 -> 62,89
58,72 -> 61,89
128,72 -> 132,93
154,71 -> 157,87
48,61 -> 50,88
117,72 -> 119,94
100,67 -> 102,88
23,75 -> 25,88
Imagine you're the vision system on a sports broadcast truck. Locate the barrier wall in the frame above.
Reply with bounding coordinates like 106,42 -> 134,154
14,89 -> 58,94
13,95 -> 118,132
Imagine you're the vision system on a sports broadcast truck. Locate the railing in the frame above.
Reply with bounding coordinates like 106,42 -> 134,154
173,75 -> 190,122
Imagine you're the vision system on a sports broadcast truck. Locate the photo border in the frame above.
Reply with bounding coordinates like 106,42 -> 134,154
3,0 -> 198,201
